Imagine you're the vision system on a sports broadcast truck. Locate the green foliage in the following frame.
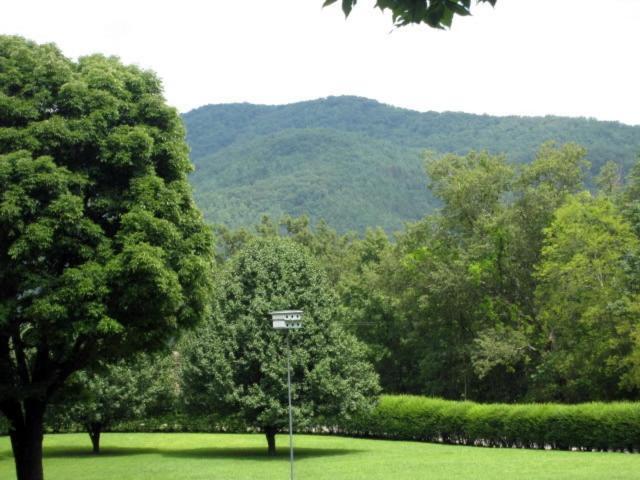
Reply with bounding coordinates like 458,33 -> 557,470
183,96 -> 640,232
506,142 -> 590,305
324,0 -> 497,28
46,353 -> 178,451
337,143 -> 640,403
179,237 -> 380,451
345,150 -> 530,400
621,155 -> 640,236
210,144 -> 640,406
213,217 -> 405,393
189,127 -> 431,233
336,229 -> 412,392
596,160 -> 623,197
533,193 -> 640,401
345,395 -> 640,451
425,149 -> 514,231
213,215 -> 356,285
0,35 -> 214,478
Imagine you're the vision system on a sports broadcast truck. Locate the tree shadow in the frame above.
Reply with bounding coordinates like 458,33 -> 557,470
163,446 -> 364,461
37,445 -> 364,461
43,446 -> 160,459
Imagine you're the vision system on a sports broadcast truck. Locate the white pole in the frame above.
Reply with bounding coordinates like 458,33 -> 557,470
287,332 -> 295,480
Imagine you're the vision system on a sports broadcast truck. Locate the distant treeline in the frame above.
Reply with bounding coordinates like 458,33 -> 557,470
183,96 -> 640,232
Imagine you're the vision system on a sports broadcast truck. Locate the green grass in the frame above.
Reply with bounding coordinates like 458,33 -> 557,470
1,433 -> 640,479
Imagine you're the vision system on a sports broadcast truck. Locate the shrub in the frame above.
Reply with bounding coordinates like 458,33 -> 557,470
341,395 -> 640,452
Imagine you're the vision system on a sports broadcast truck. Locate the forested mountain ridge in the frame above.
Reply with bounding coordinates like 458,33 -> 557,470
183,96 -> 640,232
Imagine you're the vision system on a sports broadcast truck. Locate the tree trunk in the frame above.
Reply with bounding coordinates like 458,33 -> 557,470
8,403 -> 45,480
265,426 -> 278,456
87,422 -> 102,454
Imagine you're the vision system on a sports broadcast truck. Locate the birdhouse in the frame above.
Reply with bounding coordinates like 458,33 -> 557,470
269,310 -> 303,329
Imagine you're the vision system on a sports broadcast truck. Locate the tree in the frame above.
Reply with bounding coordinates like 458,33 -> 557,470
420,151 -> 522,400
596,160 -> 623,197
507,142 -> 590,317
47,353 -> 178,454
0,36 -> 214,480
325,0 -> 497,28
334,144 -> 603,402
468,142 -> 592,390
336,228 -> 413,392
425,149 -> 514,234
180,237 -> 380,455
534,193 -> 640,401
621,155 -> 640,236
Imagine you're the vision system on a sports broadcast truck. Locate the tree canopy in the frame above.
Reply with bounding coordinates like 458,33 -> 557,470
226,143 -> 638,405
534,193 -> 640,401
180,237 -> 380,455
0,36 -> 214,480
47,353 -> 178,454
324,0 -> 498,28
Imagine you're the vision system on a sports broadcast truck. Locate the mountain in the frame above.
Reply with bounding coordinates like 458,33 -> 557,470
183,96 -> 640,232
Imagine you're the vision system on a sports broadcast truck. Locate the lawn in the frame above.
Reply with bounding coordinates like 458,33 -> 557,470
1,433 -> 640,480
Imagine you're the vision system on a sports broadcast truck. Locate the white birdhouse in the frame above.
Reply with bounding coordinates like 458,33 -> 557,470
270,310 -> 303,329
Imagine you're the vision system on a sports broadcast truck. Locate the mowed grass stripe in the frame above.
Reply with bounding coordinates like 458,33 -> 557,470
1,433 -> 640,480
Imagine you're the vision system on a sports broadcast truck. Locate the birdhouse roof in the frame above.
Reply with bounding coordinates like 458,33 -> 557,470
269,310 -> 303,315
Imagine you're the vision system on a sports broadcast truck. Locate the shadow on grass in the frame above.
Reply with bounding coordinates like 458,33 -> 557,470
162,446 -> 364,461
43,446 -> 160,458
40,445 -> 364,461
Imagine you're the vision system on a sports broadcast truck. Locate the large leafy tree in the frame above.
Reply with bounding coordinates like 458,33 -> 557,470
468,143 -> 591,390
534,193 -> 640,401
340,145 -> 592,401
325,0 -> 497,28
0,36 -> 214,480
621,155 -> 640,236
180,237 -> 379,455
506,143 -> 590,315
336,228 -> 413,392
407,151 -> 519,400
47,353 -> 178,454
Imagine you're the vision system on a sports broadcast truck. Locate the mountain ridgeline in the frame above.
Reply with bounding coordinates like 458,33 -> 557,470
183,96 -> 640,232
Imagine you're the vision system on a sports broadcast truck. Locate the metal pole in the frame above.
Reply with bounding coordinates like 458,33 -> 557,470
287,331 -> 295,480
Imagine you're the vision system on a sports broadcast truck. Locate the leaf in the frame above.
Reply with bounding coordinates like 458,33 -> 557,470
342,0 -> 355,16
445,0 -> 472,17
440,8 -> 455,28
96,317 -> 124,334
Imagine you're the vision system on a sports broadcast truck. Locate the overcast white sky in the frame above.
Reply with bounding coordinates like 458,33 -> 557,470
2,0 -> 639,125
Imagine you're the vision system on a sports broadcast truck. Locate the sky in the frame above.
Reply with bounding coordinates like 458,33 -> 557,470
1,0 -> 639,125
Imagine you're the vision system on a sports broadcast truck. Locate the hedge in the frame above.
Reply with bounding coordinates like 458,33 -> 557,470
339,395 -> 640,452
4,395 -> 639,453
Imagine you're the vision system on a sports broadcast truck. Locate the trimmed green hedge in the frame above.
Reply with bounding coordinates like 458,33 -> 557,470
17,395 -> 638,453
340,395 -> 640,452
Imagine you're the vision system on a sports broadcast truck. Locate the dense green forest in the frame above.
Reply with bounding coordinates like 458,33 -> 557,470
183,96 -> 640,232
213,142 -> 640,403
